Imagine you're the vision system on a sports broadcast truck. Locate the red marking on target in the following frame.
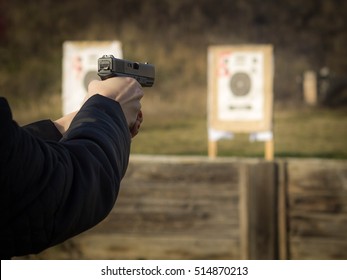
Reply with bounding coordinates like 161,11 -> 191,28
218,52 -> 232,77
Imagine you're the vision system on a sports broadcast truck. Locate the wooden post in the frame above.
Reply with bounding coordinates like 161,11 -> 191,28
239,162 -> 278,259
265,139 -> 274,161
208,140 -> 218,158
303,71 -> 318,106
277,160 -> 289,260
239,163 -> 250,260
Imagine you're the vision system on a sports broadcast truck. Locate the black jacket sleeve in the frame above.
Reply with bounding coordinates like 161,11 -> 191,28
23,120 -> 62,141
0,95 -> 131,258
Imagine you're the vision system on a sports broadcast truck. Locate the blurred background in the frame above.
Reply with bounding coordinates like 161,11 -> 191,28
0,0 -> 346,158
3,0 -> 347,260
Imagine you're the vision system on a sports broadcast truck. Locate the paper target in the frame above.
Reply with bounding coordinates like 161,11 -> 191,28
208,45 -> 273,132
62,41 -> 122,115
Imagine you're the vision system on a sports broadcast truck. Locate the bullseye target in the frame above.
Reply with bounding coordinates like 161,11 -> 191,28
229,72 -> 251,97
208,45 -> 273,132
62,41 -> 122,115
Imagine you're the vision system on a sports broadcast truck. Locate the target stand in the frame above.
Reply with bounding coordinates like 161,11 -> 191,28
207,45 -> 274,160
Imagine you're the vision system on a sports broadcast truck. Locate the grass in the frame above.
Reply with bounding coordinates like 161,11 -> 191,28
131,114 -> 347,159
9,93 -> 62,126
131,89 -> 347,159
9,88 -> 347,159
273,107 -> 347,159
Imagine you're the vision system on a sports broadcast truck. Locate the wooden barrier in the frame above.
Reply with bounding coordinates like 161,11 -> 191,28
239,162 -> 278,259
24,156 -> 347,260
80,156 -> 243,260
286,159 -> 347,259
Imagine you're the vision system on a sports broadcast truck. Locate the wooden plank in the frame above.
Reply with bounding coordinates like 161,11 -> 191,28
239,162 -> 278,259
290,237 -> 347,260
289,213 -> 347,239
287,159 -> 347,192
289,192 -> 347,213
86,158 -> 242,259
239,163 -> 250,259
34,234 -> 240,260
286,159 -> 347,260
92,187 -> 240,238
124,159 -> 241,184
277,160 -> 289,260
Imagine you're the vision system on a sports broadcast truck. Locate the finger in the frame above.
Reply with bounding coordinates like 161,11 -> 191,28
130,122 -> 140,138
129,111 -> 143,138
137,110 -> 143,122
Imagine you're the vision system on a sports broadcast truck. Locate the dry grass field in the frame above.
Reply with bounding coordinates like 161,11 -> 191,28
132,104 -> 347,159
10,87 -> 347,159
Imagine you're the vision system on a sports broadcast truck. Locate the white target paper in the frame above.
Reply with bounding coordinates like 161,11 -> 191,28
208,45 -> 273,133
217,51 -> 264,121
62,41 -> 122,115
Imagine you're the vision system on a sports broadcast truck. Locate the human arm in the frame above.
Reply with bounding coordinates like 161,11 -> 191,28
23,77 -> 143,139
22,119 -> 63,141
22,111 -> 77,141
0,78 -> 143,258
87,77 -> 144,138
53,111 -> 78,135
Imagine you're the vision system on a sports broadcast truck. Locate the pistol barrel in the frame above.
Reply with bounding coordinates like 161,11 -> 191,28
98,55 -> 155,87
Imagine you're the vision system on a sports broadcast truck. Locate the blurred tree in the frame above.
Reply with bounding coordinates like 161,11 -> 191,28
0,0 -> 346,105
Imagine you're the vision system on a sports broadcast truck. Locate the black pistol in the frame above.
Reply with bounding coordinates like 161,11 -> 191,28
97,55 -> 155,87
